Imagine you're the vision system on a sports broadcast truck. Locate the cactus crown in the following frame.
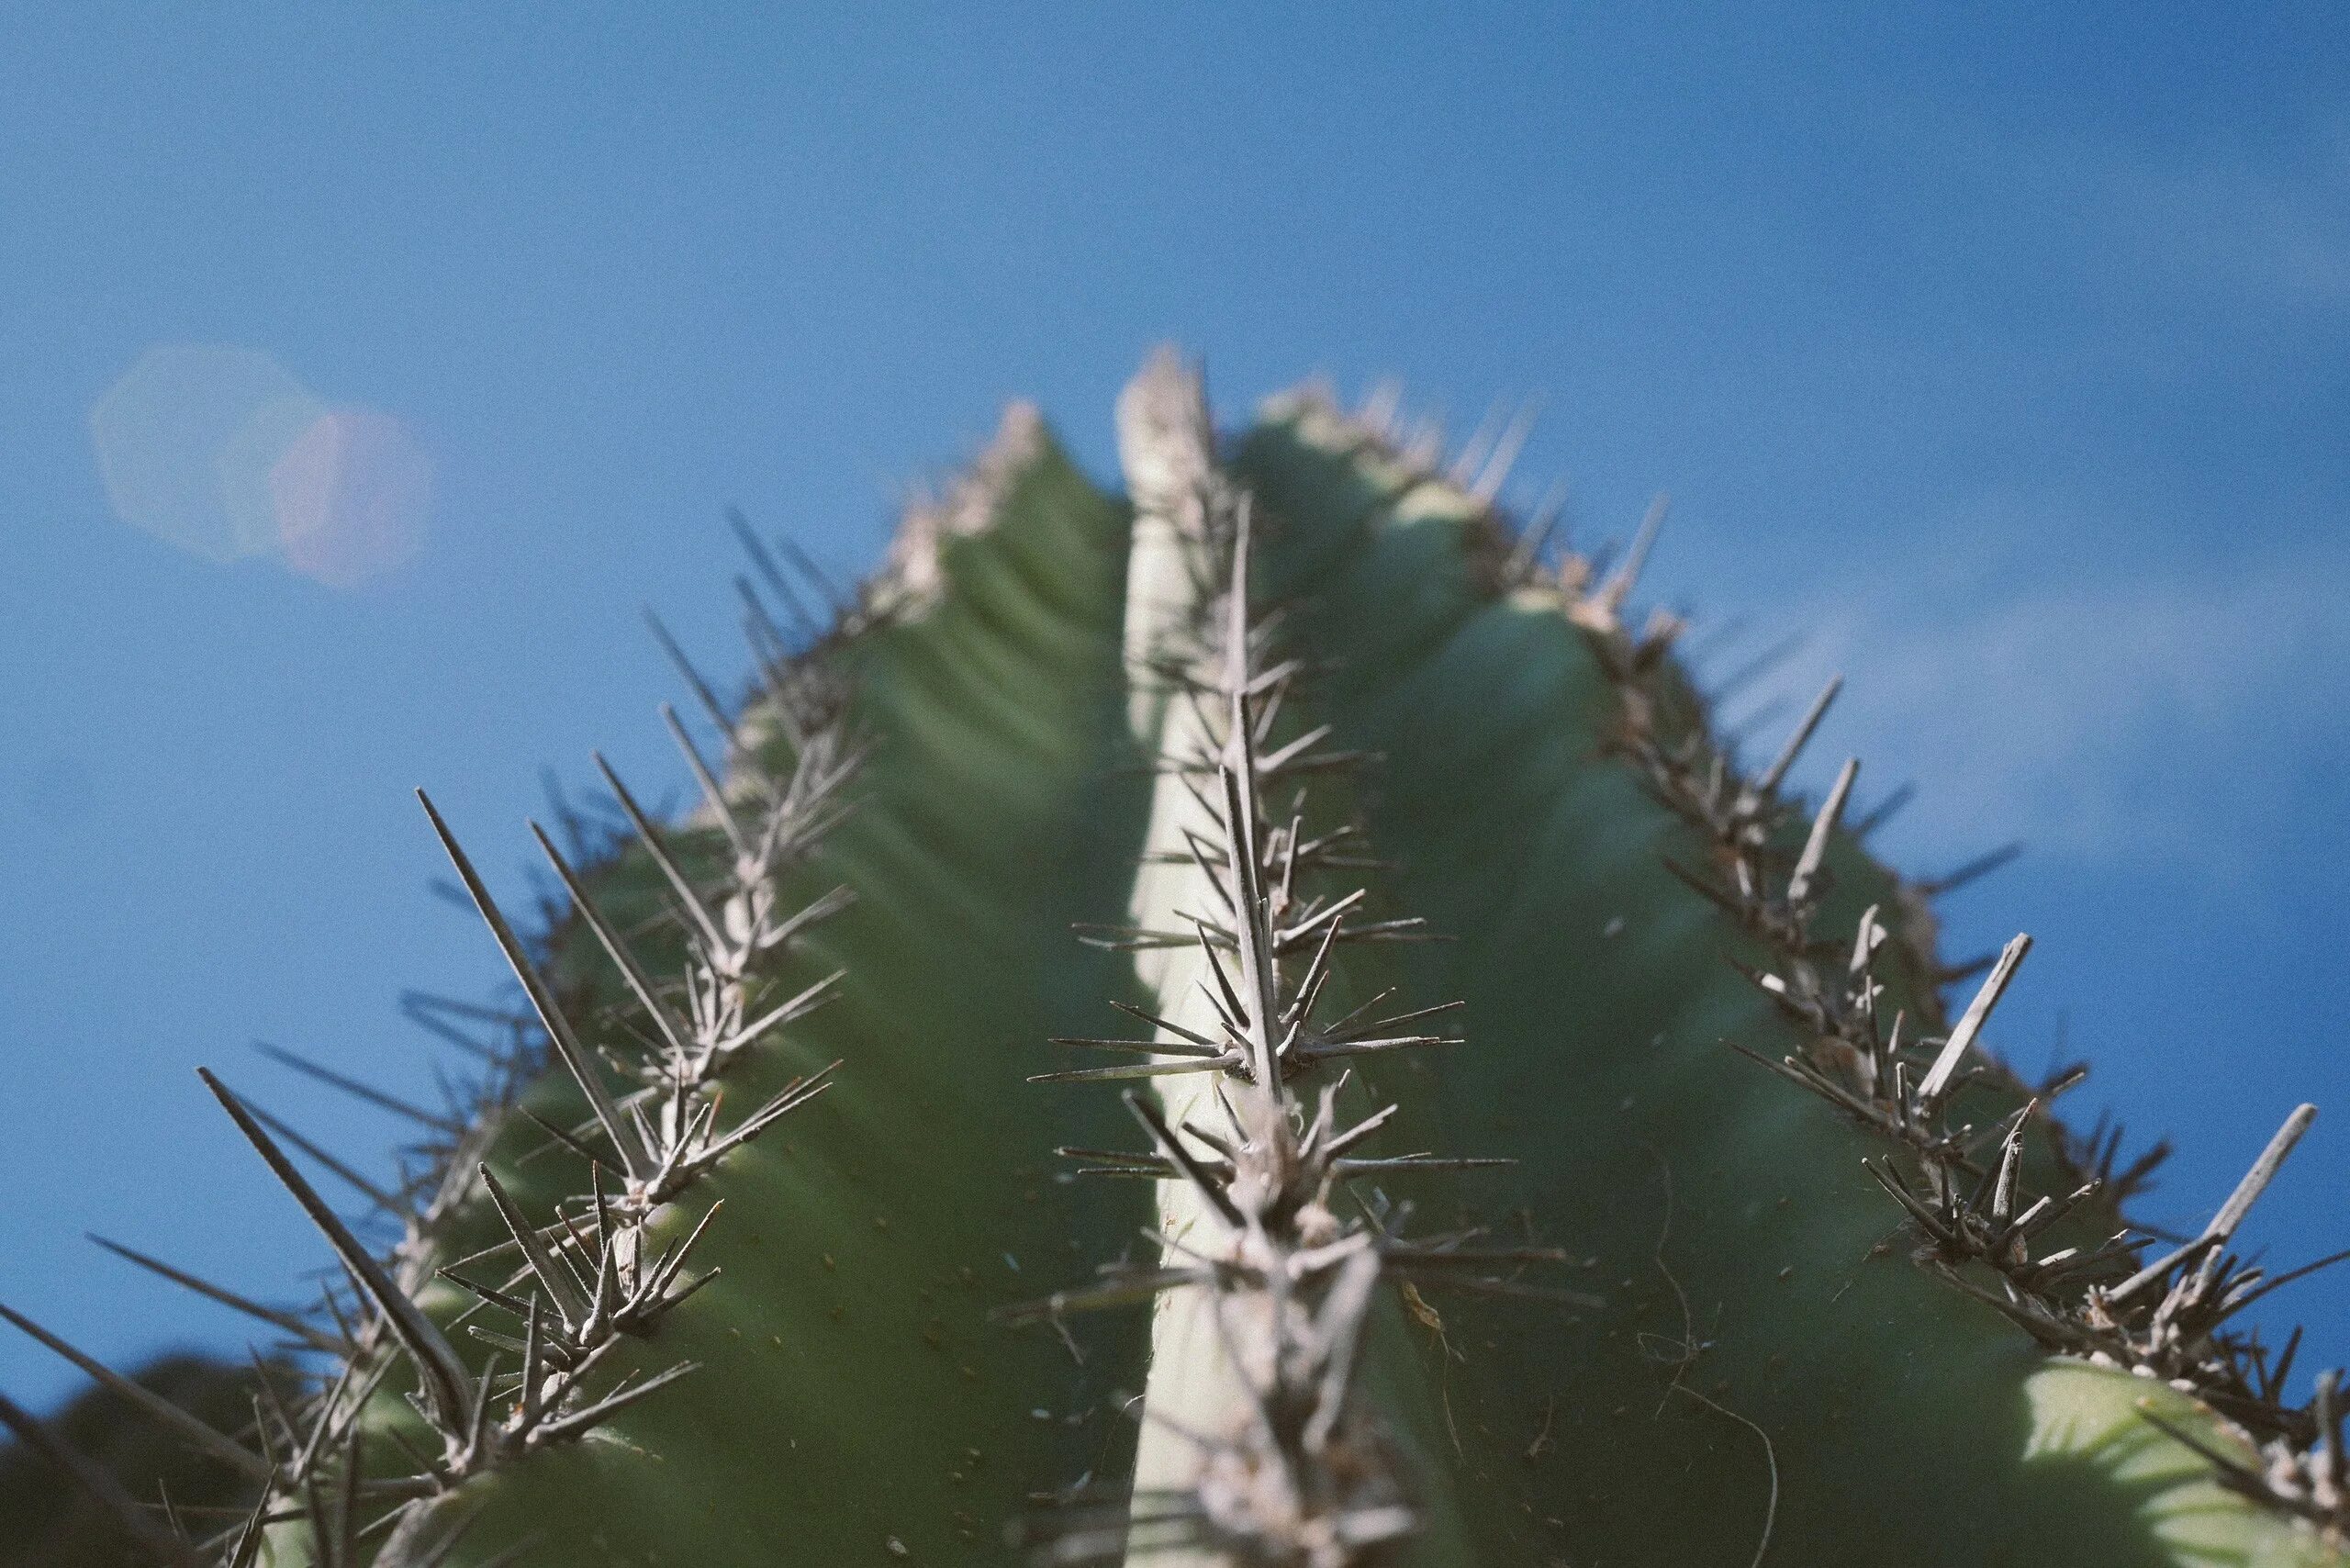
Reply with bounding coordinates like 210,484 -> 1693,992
5,351 -> 2345,1567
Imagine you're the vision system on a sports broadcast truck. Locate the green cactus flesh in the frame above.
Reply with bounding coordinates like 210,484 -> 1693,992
6,355 -> 2344,1567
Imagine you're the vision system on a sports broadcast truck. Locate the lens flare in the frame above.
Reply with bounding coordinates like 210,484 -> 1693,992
90,342 -> 430,587
269,408 -> 432,588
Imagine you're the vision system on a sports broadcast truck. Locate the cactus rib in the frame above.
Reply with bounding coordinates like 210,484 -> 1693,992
1251,377 -> 2348,1559
1014,353 -> 1583,1566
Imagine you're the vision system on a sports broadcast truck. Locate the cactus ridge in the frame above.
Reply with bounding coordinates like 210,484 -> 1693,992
1286,376 -> 2350,1546
4,352 -> 2349,1565
1016,354 -> 1584,1565
0,534 -> 876,1562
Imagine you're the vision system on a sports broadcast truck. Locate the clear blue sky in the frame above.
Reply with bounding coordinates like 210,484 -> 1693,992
1,6 -> 2344,1409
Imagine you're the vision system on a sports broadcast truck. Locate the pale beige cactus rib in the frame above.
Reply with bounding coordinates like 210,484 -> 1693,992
1115,350 -> 1273,1561
1100,352 -> 1503,1566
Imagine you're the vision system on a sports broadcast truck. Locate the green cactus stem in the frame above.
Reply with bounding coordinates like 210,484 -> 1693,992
4,353 -> 2345,1568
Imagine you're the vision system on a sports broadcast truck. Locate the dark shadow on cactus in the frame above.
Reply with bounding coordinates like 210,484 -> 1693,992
0,1355 -> 287,1568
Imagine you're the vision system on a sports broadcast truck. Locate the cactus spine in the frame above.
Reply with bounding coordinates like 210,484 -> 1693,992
2,352 -> 2345,1567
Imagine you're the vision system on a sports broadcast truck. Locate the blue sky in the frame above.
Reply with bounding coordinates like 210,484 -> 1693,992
0,6 -> 2344,1409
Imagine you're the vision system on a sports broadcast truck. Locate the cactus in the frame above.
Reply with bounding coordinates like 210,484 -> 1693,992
6,349 -> 2348,1566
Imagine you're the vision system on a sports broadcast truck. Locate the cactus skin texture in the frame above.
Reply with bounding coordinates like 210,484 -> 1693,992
6,351 -> 2348,1567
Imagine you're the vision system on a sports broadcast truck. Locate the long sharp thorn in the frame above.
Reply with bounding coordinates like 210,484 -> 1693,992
444,1270 -> 537,1320
1758,675 -> 1843,796
1223,492 -> 1255,698
466,1351 -> 499,1466
1285,913 -> 1343,1026
332,1425 -> 364,1568
1029,1058 -> 1241,1085
587,1159 -> 619,1295
1214,798 -> 1279,1090
2224,1247 -> 2350,1316
476,1165 -> 588,1326
735,574 -> 797,677
154,1474 -> 190,1551
519,1294 -> 545,1428
1919,841 -> 2024,899
1322,1103 -> 1401,1159
0,1305 -> 272,1483
1326,998 -> 1464,1043
1448,402 -> 1504,487
245,1353 -> 299,1472
726,505 -> 822,642
1195,922 -> 1251,1038
1304,1247 -> 1383,1452
591,753 -> 726,954
643,610 -> 740,751
1334,1155 -> 1514,1174
624,1100 -> 661,1183
2270,1326 -> 2304,1398
773,528 -> 851,619
530,823 -> 693,1059
646,1200 -> 727,1302
1471,402 -> 1538,504
197,1069 -> 474,1434
708,1064 -> 839,1158
1848,902 -> 1885,977
2316,1369 -> 2346,1497
1710,631 -> 1806,705
1124,1092 -> 1245,1229
1917,934 -> 2032,1109
251,1041 -> 458,1134
2105,1232 -> 2222,1307
1300,1034 -> 1460,1062
1503,481 -> 1567,582
1852,780 -> 1916,840
1600,493 -> 1668,610
1256,723 -> 1335,777
657,705 -> 749,857
296,1327 -> 372,1479
723,970 -> 845,1053
766,882 -> 858,947
1281,886 -> 1365,948
87,1235 -> 345,1355
2193,1103 -> 2319,1289
397,995 -> 504,1065
401,991 -> 524,1027
520,1107 -> 608,1170
1107,1000 -> 1222,1052
1786,757 -> 1859,908
417,791 -> 645,1182
1991,1114 -> 2028,1225
531,1361 -> 701,1446
223,1484 -> 274,1568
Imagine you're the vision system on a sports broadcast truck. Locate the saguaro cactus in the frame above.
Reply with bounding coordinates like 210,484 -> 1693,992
6,350 -> 2346,1566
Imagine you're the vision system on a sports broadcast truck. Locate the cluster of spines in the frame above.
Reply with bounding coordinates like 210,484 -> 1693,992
1315,380 -> 2350,1542
1020,361 -> 1584,1566
0,524 -> 864,1565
